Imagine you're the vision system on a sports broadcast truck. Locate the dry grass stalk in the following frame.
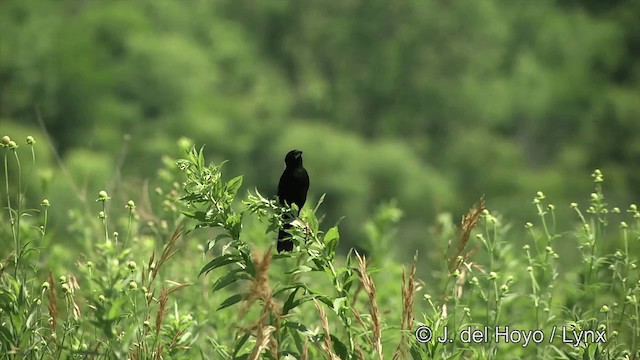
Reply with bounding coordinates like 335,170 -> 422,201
154,343 -> 164,360
355,253 -> 382,360
455,266 -> 468,299
166,280 -> 190,295
242,248 -> 277,313
448,198 -> 485,274
67,273 -> 82,321
150,224 -> 183,284
146,251 -> 155,285
142,224 -> 183,308
241,248 -> 283,359
155,288 -> 169,336
129,342 -> 141,360
392,254 -> 417,360
167,329 -> 189,353
249,325 -> 276,360
47,272 -> 58,331
313,299 -> 340,360
350,307 -> 374,347
302,340 -> 309,360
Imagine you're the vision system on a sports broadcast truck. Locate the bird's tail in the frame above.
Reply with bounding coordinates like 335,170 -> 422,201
277,210 -> 296,252
277,222 -> 294,252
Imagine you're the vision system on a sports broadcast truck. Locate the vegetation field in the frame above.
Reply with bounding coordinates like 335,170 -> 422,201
2,0 -> 640,359
1,138 -> 639,359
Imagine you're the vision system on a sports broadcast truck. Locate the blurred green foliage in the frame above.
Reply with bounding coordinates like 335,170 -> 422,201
1,0 -> 639,260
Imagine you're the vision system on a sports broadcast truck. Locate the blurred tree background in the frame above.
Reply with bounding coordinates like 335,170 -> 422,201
1,0 -> 639,262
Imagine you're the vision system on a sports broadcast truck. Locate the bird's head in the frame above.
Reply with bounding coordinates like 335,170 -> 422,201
284,149 -> 303,166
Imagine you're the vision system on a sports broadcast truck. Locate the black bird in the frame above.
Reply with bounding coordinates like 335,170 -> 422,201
277,149 -> 310,252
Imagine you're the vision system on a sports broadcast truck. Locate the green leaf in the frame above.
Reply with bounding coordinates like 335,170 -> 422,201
273,282 -> 311,297
217,294 -> 243,311
240,250 -> 256,277
287,323 -> 306,355
330,335 -> 349,359
285,295 -> 317,314
306,212 -> 319,234
283,321 -> 310,333
332,297 -> 347,314
283,287 -> 301,314
286,265 -> 314,275
226,213 -> 243,240
232,333 -> 251,358
199,254 -> 242,277
410,344 -> 422,360
313,193 -> 326,212
266,221 -> 280,234
211,269 -> 250,293
0,324 -> 13,346
226,175 -> 243,197
324,226 -> 339,255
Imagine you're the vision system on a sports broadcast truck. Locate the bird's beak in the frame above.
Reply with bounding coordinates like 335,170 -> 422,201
295,150 -> 303,158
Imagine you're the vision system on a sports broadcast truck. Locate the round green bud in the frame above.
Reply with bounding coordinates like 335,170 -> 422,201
8,140 -> 17,149
127,261 -> 137,271
98,190 -> 109,201
1,136 -> 10,145
41,199 -> 50,207
61,283 -> 71,294
26,136 -> 35,144
600,305 -> 609,313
